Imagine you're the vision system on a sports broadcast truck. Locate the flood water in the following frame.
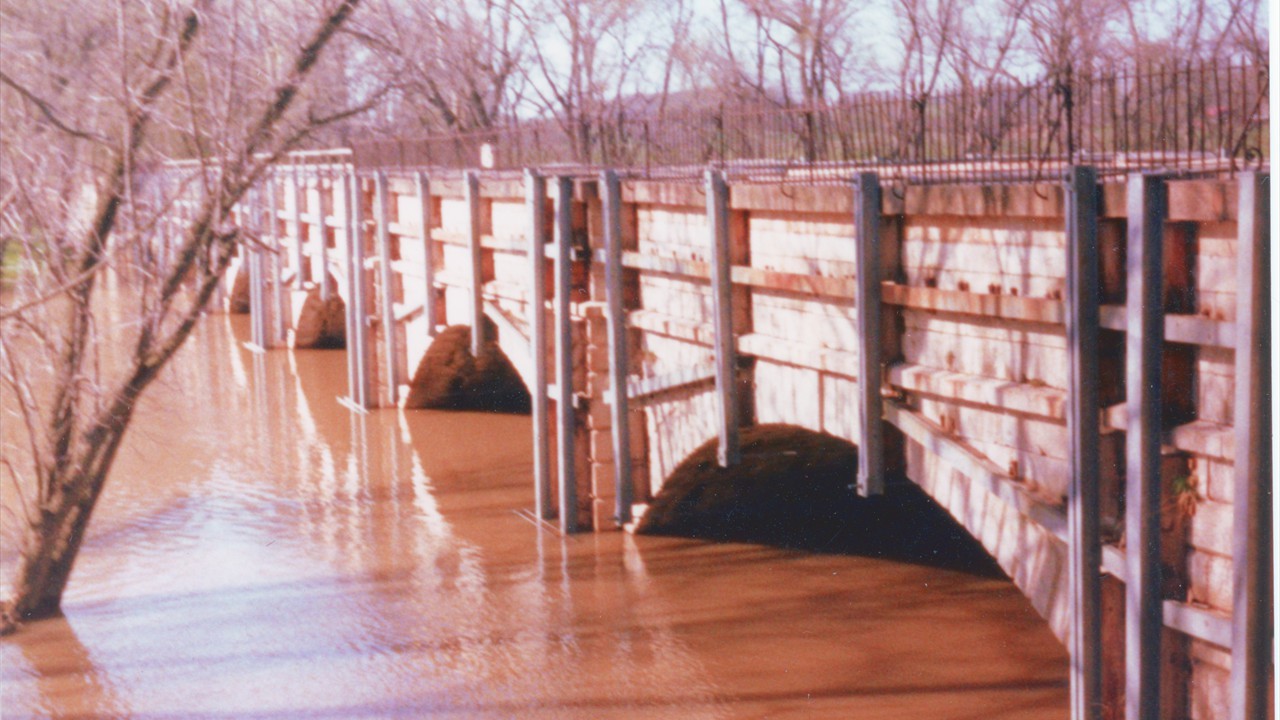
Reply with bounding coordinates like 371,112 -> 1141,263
2,313 -> 1067,719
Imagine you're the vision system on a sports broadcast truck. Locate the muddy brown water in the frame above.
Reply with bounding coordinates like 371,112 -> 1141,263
1,314 -> 1067,719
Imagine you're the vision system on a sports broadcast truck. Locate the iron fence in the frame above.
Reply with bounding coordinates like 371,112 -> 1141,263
354,56 -> 1268,183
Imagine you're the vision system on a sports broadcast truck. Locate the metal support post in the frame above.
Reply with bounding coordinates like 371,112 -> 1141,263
1066,166 -> 1102,720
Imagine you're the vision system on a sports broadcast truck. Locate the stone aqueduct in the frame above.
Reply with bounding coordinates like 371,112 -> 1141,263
157,154 -> 1269,720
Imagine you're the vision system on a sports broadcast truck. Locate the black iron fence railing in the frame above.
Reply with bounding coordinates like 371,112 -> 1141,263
354,57 -> 1268,183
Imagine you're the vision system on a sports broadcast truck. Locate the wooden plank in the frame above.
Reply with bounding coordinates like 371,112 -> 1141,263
554,175 -> 579,532
706,169 -> 740,467
465,170 -> 484,357
374,172 -> 401,406
527,170 -> 553,522
621,364 -> 717,402
1124,172 -> 1166,720
602,169 -> 633,525
1065,166 -> 1102,720
1230,171 -> 1270,720
882,283 -> 1065,323
883,400 -> 1067,539
854,172 -> 885,496
1164,601 -> 1232,650
415,171 -> 437,338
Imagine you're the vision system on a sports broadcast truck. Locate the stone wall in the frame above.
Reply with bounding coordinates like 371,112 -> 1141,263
241,165 -> 1263,720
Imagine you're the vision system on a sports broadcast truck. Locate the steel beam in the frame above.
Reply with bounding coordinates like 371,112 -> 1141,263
706,168 -> 740,467
374,172 -> 401,406
416,171 -> 437,337
527,170 -> 553,521
465,170 -> 484,357
1124,172 -> 1166,720
854,172 -> 885,496
1230,171 -> 1271,720
1066,166 -> 1102,720
602,169 -> 633,525
554,175 -> 578,532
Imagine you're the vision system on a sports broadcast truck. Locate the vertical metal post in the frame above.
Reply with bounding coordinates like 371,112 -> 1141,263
527,170 -> 552,521
318,173 -> 332,301
248,245 -> 265,348
706,168 -> 740,467
1066,166 -> 1102,720
248,186 -> 269,349
343,171 -> 358,399
374,172 -> 400,406
602,169 -> 633,525
290,166 -> 307,286
854,172 -> 885,496
465,170 -> 484,357
1124,172 -> 1166,720
416,171 -> 437,337
348,171 -> 372,408
1230,171 -> 1270,720
266,174 -> 287,347
554,175 -> 578,533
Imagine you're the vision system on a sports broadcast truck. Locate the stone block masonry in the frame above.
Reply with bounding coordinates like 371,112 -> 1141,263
193,159 -> 1269,720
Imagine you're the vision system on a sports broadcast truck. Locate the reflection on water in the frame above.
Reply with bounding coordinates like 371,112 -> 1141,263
1,314 -> 1067,719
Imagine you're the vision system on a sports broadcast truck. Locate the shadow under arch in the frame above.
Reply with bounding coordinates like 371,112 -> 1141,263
292,282 -> 345,349
227,259 -> 250,313
636,424 -> 1002,577
402,322 -> 530,413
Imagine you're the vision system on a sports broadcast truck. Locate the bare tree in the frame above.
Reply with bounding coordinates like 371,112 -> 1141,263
515,0 -> 654,163
0,0 -> 371,633
355,0 -> 529,135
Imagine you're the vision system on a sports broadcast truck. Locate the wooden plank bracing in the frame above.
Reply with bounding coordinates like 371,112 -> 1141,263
526,170 -> 553,522
554,175 -> 579,532
854,172 -> 885,496
416,171 -> 437,338
1124,172 -> 1166,720
1065,166 -> 1102,720
465,170 -> 484,357
374,172 -> 401,406
1229,171 -> 1271,720
601,169 -> 633,525
706,168 -> 740,467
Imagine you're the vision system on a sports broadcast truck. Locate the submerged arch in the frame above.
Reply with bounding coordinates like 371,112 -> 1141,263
292,284 -> 345,349
403,324 -> 530,413
637,423 -> 1000,575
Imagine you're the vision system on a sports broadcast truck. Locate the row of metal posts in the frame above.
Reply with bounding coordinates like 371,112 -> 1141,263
239,162 -> 1270,720
1063,169 -> 1271,720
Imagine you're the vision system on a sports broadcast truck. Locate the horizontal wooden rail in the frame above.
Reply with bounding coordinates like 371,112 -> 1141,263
884,399 -> 1234,651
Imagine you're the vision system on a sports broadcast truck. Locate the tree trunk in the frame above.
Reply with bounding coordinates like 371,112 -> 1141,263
3,469 -> 109,632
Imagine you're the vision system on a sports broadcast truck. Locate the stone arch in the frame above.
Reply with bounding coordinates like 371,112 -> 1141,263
292,284 -> 345,349
403,324 -> 530,413
636,423 -> 1000,574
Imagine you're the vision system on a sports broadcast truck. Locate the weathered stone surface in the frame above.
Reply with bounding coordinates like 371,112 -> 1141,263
403,324 -> 530,412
